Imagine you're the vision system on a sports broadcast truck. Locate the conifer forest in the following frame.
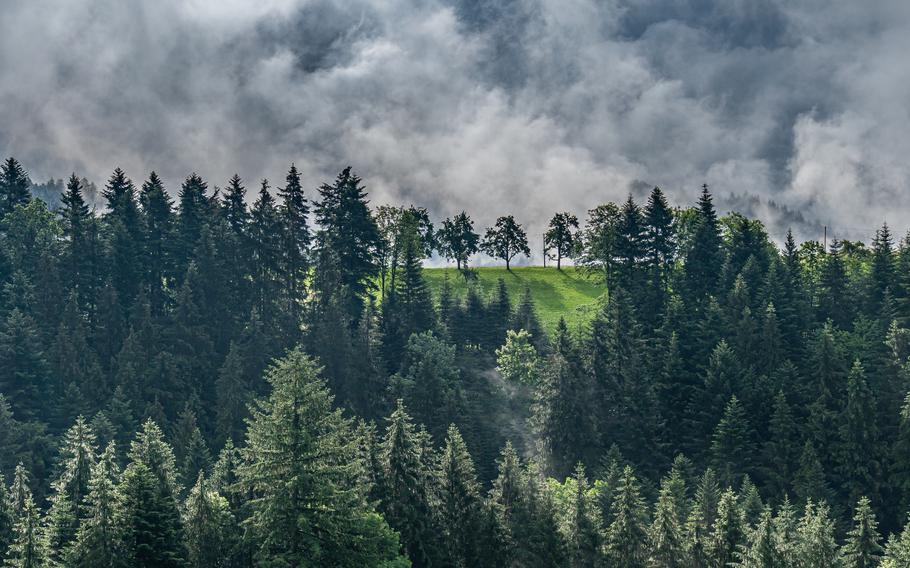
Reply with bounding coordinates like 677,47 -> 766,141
2,153 -> 910,567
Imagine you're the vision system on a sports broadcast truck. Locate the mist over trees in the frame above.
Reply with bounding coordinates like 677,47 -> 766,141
2,155 -> 910,566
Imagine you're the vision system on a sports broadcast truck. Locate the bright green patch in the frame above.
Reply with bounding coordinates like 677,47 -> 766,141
423,266 -> 606,333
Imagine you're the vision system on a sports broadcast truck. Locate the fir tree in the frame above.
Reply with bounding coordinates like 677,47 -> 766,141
45,417 -> 96,559
707,489 -> 745,568
838,360 -> 882,504
277,164 -> 310,324
684,184 -> 724,304
648,480 -> 683,567
4,495 -> 52,568
795,501 -> 841,568
710,396 -> 755,488
138,171 -> 175,316
175,173 -> 209,279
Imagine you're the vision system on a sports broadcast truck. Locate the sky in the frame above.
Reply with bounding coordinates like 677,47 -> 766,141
3,0 -> 910,253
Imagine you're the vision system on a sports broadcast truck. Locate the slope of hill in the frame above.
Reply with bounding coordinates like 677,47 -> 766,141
423,266 -> 605,332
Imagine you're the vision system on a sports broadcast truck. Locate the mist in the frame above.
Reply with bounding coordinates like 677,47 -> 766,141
4,0 -> 910,251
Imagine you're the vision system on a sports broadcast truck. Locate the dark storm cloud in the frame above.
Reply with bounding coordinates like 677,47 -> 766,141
2,0 -> 910,252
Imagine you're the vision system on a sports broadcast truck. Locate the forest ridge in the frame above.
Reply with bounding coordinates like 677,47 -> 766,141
1,156 -> 910,566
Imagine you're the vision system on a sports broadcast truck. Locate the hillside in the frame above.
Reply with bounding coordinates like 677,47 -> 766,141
423,266 -> 606,332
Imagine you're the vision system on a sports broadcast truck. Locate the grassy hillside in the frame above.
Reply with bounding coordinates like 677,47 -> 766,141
423,266 -> 606,332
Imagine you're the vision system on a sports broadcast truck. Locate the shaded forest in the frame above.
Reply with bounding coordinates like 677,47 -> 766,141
1,155 -> 910,566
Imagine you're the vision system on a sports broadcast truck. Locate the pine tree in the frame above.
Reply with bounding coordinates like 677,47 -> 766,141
215,342 -> 250,447
842,497 -> 883,568
69,442 -> 120,568
183,472 -> 234,568
606,465 -> 648,568
882,516 -> 910,568
438,425 -> 485,567
736,507 -> 782,568
761,390 -> 800,499
240,350 -> 405,567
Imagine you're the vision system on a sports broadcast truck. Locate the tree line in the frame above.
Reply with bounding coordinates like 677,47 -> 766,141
2,155 -> 910,565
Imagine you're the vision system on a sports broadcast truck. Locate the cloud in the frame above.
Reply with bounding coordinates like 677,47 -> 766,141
3,0 -> 910,254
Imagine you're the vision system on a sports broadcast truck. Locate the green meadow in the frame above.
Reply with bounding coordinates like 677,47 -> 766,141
423,266 -> 606,332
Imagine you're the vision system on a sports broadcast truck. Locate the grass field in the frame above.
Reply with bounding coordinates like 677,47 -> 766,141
423,266 -> 606,332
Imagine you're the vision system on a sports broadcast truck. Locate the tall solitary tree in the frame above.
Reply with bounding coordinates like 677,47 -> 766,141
439,211 -> 480,270
544,212 -> 579,270
0,157 -> 31,218
481,215 -> 530,270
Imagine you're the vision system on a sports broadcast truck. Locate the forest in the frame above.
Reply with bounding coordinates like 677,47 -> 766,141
1,154 -> 910,567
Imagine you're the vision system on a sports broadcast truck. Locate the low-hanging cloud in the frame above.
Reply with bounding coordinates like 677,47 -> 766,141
3,0 -> 910,251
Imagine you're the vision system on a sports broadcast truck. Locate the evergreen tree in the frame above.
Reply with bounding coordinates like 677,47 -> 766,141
0,158 -> 31,219
69,442 -> 120,568
480,215 -> 530,270
606,465 -> 648,568
710,396 -> 755,488
277,164 -> 311,324
0,309 -> 50,421
175,173 -> 209,279
842,497 -> 883,568
648,480 -> 683,568
761,390 -> 800,499
438,425 -> 485,567
183,472 -> 233,568
736,507 -> 782,568
58,174 -> 94,307
378,400 -> 441,568
838,360 -> 882,504
102,168 -> 142,310
882,516 -> 910,568
240,350 -> 405,567
4,495 -> 52,568
45,417 -> 96,559
643,186 -> 676,295
568,464 -> 602,568
795,501 -> 841,568
313,167 -> 382,322
214,342 -> 250,447
707,489 -> 745,568
684,184 -> 724,304
138,172 -> 175,316
248,180 -> 282,326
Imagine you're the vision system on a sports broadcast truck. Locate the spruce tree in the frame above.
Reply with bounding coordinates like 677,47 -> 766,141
378,400 -> 441,568
438,425 -> 485,567
102,168 -> 142,310
710,396 -> 755,488
882,516 -> 910,568
842,497 -> 883,568
643,186 -> 676,296
606,465 -> 648,568
45,417 -> 96,559
174,173 -> 209,279
59,174 -> 92,305
4,494 -> 52,568
277,164 -> 311,324
240,350 -> 405,567
138,172 -> 175,316
684,184 -> 723,304
183,472 -> 233,568
648,480 -> 683,567
0,158 -> 31,219
214,342 -> 250,447
838,360 -> 881,504
69,442 -> 120,568
0,309 -> 50,421
707,489 -> 745,568
795,501 -> 841,568
736,507 -> 782,568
